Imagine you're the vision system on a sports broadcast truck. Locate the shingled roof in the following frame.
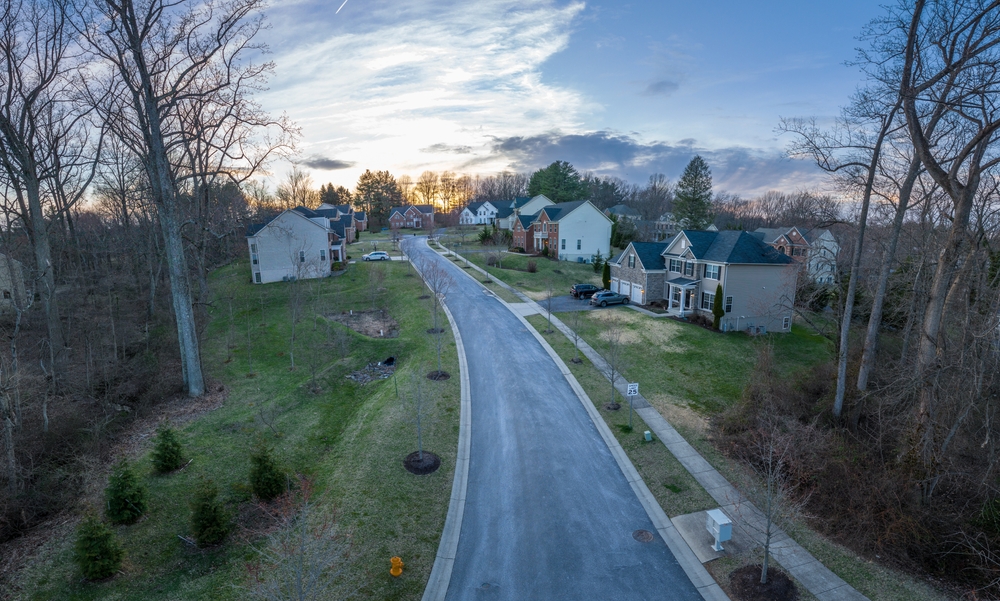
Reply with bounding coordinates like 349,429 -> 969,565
665,230 -> 794,265
626,241 -> 669,270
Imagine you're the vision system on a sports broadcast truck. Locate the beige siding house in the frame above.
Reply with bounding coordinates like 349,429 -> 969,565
246,207 -> 347,284
612,230 -> 798,333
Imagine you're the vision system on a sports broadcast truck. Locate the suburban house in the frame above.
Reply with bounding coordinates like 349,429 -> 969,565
503,194 -> 555,230
0,253 -> 26,309
314,203 -> 356,243
654,212 -> 679,241
388,205 -> 435,229
510,200 -> 612,262
354,211 -> 367,232
604,204 -> 642,222
752,226 -> 839,284
610,230 -> 798,333
246,206 -> 349,284
458,200 -> 515,227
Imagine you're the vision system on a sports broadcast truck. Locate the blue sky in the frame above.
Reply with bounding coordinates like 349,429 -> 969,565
259,0 -> 885,196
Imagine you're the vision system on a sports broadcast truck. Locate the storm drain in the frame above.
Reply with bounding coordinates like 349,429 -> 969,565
632,529 -> 654,543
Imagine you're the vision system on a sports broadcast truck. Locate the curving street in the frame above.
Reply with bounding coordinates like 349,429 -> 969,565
405,237 -> 702,601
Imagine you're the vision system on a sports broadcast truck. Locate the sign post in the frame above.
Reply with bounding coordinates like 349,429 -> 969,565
626,382 -> 638,430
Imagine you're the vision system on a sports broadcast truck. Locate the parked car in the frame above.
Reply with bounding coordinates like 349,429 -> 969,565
363,251 -> 390,261
589,291 -> 629,307
570,283 -> 601,299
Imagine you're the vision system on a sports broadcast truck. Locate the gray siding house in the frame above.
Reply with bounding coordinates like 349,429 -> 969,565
611,230 -> 798,333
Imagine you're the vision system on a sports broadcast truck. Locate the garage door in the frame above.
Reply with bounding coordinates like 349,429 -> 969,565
621,281 -> 631,298
610,278 -> 619,293
631,286 -> 643,305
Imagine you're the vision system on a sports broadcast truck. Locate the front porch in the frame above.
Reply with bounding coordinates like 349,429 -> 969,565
665,277 -> 700,317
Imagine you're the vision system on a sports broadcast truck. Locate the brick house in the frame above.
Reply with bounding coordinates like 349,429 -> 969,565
509,200 -> 611,262
752,226 -> 839,284
388,205 -> 435,229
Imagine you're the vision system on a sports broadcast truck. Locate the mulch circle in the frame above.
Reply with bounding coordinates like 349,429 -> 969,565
605,403 -> 621,411
570,357 -> 583,364
418,295 -> 431,299
404,451 -> 441,475
729,565 -> 799,601
426,327 -> 445,334
427,370 -> 451,381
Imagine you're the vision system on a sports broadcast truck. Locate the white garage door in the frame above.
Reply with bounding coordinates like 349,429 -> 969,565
610,278 -> 619,293
631,286 -> 643,305
621,281 -> 631,298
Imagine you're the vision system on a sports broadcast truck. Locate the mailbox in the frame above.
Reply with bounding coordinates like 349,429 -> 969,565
705,508 -> 732,552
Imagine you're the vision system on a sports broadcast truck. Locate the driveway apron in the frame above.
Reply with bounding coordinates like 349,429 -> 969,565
405,239 -> 702,601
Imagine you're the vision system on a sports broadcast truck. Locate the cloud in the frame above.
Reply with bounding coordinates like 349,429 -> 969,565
641,79 -> 680,97
484,130 -> 826,197
421,143 -> 474,155
300,156 -> 356,170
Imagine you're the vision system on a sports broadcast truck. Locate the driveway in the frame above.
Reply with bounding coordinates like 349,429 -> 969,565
403,238 -> 701,601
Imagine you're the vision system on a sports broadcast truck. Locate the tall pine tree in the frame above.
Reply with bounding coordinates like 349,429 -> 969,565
673,156 -> 714,230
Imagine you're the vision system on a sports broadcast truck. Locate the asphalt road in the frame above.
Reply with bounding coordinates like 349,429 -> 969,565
404,238 -> 702,601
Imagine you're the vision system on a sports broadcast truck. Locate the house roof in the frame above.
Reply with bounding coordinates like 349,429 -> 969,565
328,218 -> 347,238
606,203 -> 641,218
627,241 -> 669,270
335,204 -> 352,214
516,214 -> 534,229
666,276 -> 700,287
512,195 -> 535,208
389,206 -> 408,218
494,205 -> 514,219
355,211 -> 366,221
413,204 -> 434,214
464,201 -> 485,213
666,230 -> 794,265
754,226 -> 830,245
539,200 -> 587,221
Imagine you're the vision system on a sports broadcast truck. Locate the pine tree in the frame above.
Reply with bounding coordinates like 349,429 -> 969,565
713,283 -> 725,330
674,156 -> 714,230
191,478 -> 230,547
152,427 -> 184,474
602,261 -> 611,290
105,459 -> 148,524
250,442 -> 285,501
74,514 -> 124,580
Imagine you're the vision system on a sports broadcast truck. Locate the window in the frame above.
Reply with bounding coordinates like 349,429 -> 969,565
628,254 -> 635,268
783,316 -> 790,330
725,296 -> 733,313
299,250 -> 305,263
577,239 -> 581,250
2,290 -> 9,299
254,272 -> 261,283
251,253 -> 258,265
250,243 -> 257,253
704,264 -> 720,279
684,261 -> 694,277
561,239 -> 566,250
542,223 -> 547,233
701,292 -> 715,310
669,259 -> 682,272
320,249 -> 327,261
792,247 -> 801,257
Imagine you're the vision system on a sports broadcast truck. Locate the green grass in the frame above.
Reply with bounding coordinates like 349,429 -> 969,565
560,309 -> 831,415
458,249 -> 601,300
525,315 -> 715,518
16,260 -> 459,601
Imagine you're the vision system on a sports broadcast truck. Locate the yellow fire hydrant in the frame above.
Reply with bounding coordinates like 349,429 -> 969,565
390,556 -> 404,577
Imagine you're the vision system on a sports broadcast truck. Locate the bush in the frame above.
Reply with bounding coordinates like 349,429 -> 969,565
331,261 -> 343,271
151,427 -> 184,474
191,478 -> 230,547
510,246 -> 525,253
250,442 -> 286,501
105,459 -> 147,524
74,514 -> 124,580
540,246 -> 549,258
526,260 -> 537,273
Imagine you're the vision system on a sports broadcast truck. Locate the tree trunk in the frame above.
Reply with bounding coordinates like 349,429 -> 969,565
857,155 -> 920,391
25,176 -> 65,375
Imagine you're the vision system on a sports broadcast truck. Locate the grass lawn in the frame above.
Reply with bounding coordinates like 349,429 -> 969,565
16,260 -> 459,601
558,308 -> 832,415
458,249 -> 602,301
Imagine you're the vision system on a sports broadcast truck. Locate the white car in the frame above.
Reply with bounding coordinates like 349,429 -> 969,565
363,251 -> 390,261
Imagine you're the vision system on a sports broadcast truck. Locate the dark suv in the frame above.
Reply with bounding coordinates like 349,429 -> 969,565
571,283 -> 601,299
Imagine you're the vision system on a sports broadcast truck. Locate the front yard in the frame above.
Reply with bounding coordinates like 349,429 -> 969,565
456,249 -> 602,300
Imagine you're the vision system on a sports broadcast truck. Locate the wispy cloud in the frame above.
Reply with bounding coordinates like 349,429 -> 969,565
299,156 -> 356,170
421,143 -> 475,155
641,79 -> 680,97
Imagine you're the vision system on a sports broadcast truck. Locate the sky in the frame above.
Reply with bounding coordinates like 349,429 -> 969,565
258,0 -> 887,197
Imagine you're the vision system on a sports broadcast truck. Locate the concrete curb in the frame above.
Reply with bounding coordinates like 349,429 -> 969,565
409,245 -> 473,601
437,241 -> 729,601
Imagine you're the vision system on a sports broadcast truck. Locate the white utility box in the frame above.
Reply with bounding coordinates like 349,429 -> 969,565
705,508 -> 732,552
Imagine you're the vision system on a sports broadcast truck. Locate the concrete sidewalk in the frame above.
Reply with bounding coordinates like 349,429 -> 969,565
440,244 -> 870,601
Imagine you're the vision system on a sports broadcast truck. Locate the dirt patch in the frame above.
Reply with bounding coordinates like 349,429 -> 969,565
426,327 -> 445,334
604,402 -> 621,411
729,565 -> 799,601
647,394 -> 709,435
327,309 -> 399,338
404,451 -> 441,475
426,370 -> 451,381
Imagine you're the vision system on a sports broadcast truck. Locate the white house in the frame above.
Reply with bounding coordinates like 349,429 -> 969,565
246,207 -> 348,284
459,201 -> 501,225
510,200 -> 612,263
500,194 -> 554,230
752,226 -> 839,284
